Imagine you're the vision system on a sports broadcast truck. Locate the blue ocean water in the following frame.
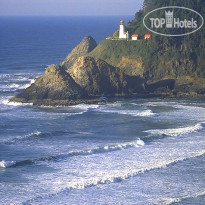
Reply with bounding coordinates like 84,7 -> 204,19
0,16 -> 205,205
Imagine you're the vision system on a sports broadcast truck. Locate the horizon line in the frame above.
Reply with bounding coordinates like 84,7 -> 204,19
0,15 -> 134,17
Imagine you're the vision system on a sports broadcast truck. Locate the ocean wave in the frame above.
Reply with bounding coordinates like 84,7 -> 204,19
145,101 -> 205,112
0,160 -> 16,168
0,73 -> 39,80
145,122 -> 205,137
71,104 -> 100,110
2,138 -> 145,168
23,149 -> 205,204
0,98 -> 33,106
106,101 -> 122,107
1,130 -> 82,145
0,159 -> 34,168
64,150 -> 205,190
70,104 -> 155,117
7,83 -> 28,89
1,131 -> 42,144
7,79 -> 35,89
94,108 -> 156,117
42,138 -> 145,162
0,73 -> 37,93
162,190 -> 205,205
4,78 -> 35,90
1,130 -> 94,145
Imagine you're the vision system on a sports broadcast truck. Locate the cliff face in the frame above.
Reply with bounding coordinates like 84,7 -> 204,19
61,36 -> 97,69
67,56 -> 145,96
11,64 -> 87,104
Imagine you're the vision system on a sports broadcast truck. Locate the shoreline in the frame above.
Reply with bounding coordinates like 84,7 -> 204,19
10,93 -> 205,107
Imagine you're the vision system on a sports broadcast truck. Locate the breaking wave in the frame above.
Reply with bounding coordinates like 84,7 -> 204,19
71,104 -> 100,111
0,160 -> 16,168
95,108 -> 156,117
8,79 -> 35,89
0,73 -> 33,81
70,104 -> 155,117
1,139 -> 145,168
162,190 -> 205,205
145,122 -> 205,137
23,149 -> 205,204
0,75 -> 36,92
63,150 -> 205,190
7,79 -> 35,89
0,130 -> 80,145
0,98 -> 33,106
42,138 -> 145,162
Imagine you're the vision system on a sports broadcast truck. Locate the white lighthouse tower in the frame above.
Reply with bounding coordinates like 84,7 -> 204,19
119,20 -> 129,39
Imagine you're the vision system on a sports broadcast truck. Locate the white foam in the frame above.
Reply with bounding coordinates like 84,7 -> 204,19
0,99 -> 33,106
93,138 -> 145,152
106,101 -> 122,107
62,103 -> 154,117
7,79 -> 35,90
130,103 -> 138,106
33,131 -> 42,137
96,108 -> 155,117
77,150 -> 203,189
51,138 -> 145,160
16,131 -> 42,140
136,109 -> 155,117
20,134 -> 205,204
0,73 -> 38,83
7,83 -> 21,89
45,149 -> 205,191
1,131 -> 42,144
162,190 -> 205,205
146,122 -> 205,137
0,160 -> 16,168
145,101 -> 205,112
71,104 -> 100,110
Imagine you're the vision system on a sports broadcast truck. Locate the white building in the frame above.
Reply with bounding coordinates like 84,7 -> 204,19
119,20 -> 129,39
132,34 -> 138,40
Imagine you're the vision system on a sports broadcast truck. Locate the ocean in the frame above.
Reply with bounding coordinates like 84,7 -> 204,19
0,16 -> 205,205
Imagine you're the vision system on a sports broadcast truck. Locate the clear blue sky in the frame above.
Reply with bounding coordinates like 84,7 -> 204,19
0,0 -> 144,16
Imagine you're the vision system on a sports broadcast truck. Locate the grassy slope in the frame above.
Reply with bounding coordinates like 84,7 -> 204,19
89,0 -> 205,90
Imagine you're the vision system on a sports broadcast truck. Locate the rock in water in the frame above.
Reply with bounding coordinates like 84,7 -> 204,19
61,36 -> 97,69
11,64 -> 87,104
10,36 -> 146,106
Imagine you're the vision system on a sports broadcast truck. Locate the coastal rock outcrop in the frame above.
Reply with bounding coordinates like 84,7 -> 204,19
10,53 -> 146,105
10,1 -> 205,107
88,0 -> 205,97
11,64 -> 87,105
67,56 -> 145,96
61,36 -> 97,69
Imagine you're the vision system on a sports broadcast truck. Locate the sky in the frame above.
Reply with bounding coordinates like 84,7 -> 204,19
0,0 -> 144,16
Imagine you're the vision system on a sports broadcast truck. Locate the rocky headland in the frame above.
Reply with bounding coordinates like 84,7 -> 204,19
11,36 -> 146,106
10,0 -> 205,106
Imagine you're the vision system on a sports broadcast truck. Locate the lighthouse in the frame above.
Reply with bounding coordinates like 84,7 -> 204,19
119,20 -> 129,39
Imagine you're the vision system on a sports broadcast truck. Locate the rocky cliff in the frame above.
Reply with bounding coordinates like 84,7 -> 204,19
10,64 -> 88,105
11,37 -> 145,106
89,0 -> 205,97
67,56 -> 145,96
61,36 -> 97,69
10,0 -> 205,105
